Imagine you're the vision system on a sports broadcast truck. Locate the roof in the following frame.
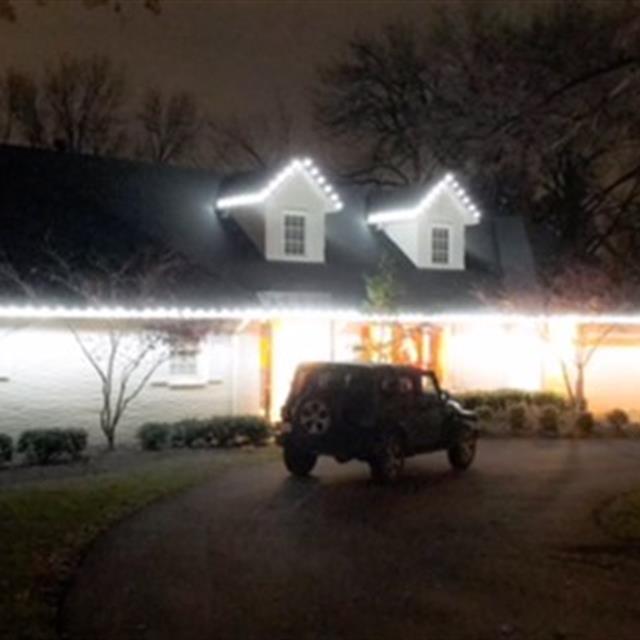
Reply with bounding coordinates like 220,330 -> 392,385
0,144 -> 538,312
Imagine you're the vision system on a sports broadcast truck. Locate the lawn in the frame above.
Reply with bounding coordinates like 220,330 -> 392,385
597,488 -> 640,542
0,447 -> 275,640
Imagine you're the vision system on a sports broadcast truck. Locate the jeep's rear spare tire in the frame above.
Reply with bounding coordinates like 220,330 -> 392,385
447,427 -> 477,470
283,444 -> 317,477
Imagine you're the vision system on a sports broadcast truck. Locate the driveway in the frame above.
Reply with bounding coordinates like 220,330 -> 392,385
61,440 -> 640,640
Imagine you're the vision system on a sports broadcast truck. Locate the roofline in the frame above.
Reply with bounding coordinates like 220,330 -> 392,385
367,173 -> 482,226
0,304 -> 638,324
215,156 -> 343,212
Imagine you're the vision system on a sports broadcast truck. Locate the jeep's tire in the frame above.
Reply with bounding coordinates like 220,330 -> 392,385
283,444 -> 317,477
447,427 -> 477,471
369,433 -> 405,484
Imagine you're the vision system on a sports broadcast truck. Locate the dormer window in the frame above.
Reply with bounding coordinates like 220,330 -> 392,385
284,212 -> 306,257
431,225 -> 451,266
215,157 -> 342,264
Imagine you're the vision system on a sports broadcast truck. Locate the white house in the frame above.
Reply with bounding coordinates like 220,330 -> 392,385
1,145 -> 639,443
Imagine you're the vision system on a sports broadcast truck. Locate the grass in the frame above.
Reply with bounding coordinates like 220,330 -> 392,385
0,447 -> 275,640
597,488 -> 640,542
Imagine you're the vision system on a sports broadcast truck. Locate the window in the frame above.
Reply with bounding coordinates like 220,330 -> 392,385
169,339 -> 200,378
420,373 -> 438,396
431,226 -> 450,265
284,213 -> 306,256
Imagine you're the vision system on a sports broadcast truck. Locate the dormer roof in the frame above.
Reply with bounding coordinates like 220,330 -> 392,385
216,157 -> 343,213
367,173 -> 482,227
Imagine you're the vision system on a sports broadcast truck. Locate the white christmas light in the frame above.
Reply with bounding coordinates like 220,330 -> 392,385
0,303 -> 638,326
216,156 -> 343,212
367,173 -> 482,227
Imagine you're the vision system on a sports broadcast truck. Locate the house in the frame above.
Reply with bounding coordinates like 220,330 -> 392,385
0,144 -> 639,442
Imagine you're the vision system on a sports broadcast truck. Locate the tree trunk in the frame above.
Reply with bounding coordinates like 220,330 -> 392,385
575,363 -> 587,412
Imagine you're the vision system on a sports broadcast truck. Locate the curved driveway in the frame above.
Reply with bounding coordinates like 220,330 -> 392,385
62,440 -> 640,640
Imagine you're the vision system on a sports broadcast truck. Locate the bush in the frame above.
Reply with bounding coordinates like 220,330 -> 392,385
137,423 -> 170,451
475,405 -> 493,422
0,434 -> 13,463
17,428 -> 88,465
539,406 -> 559,435
458,389 -> 567,412
138,416 -> 271,451
508,404 -> 528,432
606,408 -> 629,432
575,411 -> 595,436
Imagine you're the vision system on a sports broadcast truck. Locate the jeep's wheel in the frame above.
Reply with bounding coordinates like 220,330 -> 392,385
369,434 -> 405,484
448,427 -> 477,470
297,398 -> 331,435
283,445 -> 317,477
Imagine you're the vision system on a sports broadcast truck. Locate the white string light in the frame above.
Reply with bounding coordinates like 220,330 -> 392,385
0,304 -> 637,325
216,157 -> 343,212
367,173 -> 482,226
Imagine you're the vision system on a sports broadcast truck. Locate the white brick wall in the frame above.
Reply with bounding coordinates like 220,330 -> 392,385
0,321 -> 262,445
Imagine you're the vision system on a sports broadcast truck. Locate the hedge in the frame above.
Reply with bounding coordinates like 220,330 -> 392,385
0,434 -> 13,463
16,428 -> 88,465
138,416 -> 271,451
457,389 -> 567,411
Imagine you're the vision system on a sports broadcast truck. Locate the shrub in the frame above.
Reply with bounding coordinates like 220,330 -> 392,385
606,409 -> 629,432
458,389 -> 567,412
138,416 -> 271,451
17,428 -> 88,465
575,411 -> 595,436
508,404 -> 528,432
0,434 -> 13,463
475,405 -> 493,422
538,405 -> 559,435
137,423 -> 170,451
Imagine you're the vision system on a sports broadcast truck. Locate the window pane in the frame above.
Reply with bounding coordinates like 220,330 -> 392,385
284,214 -> 306,256
431,227 -> 450,265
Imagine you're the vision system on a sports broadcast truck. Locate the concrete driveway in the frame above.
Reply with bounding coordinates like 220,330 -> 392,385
61,440 -> 640,640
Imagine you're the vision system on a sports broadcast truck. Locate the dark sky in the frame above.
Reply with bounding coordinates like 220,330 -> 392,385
0,1 -> 538,128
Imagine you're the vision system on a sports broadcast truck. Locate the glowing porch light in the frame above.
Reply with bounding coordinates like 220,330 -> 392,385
215,156 -> 343,212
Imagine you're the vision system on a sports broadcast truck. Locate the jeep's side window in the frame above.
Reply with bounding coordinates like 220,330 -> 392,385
397,375 -> 415,395
421,374 -> 437,397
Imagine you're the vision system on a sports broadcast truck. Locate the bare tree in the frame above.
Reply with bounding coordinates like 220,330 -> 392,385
9,55 -> 129,155
135,88 -> 202,164
315,3 -> 640,274
206,99 -> 297,171
44,55 -> 128,154
0,0 -> 161,22
492,260 -> 639,411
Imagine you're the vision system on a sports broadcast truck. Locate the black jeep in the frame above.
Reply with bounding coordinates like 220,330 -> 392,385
279,362 -> 478,483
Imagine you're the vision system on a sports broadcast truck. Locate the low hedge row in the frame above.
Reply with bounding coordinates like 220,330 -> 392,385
16,429 -> 88,465
458,389 -> 568,411
138,416 -> 271,451
0,433 -> 13,463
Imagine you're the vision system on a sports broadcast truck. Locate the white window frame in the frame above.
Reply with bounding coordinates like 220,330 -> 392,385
283,210 -> 308,258
430,224 -> 452,267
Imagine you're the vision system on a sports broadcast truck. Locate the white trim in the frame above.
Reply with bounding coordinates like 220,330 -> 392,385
1,304 -> 640,325
367,173 -> 481,226
216,157 -> 343,212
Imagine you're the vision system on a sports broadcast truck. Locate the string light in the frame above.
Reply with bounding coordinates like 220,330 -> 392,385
0,304 -> 637,325
367,173 -> 482,226
216,157 -> 343,212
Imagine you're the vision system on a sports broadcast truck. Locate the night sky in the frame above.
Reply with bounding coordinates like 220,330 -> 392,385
0,0 -> 533,135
